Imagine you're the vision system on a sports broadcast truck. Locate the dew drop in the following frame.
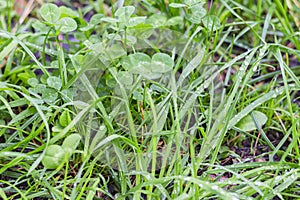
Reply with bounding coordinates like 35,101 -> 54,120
211,185 -> 219,190
253,65 -> 258,72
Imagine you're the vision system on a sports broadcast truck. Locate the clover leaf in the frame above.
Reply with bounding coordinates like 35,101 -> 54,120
115,6 -> 135,24
122,52 -> 174,79
42,145 -> 65,169
40,3 -> 61,24
39,3 -> 77,33
47,76 -> 62,90
55,17 -> 77,33
236,111 -> 268,132
186,3 -> 206,24
62,134 -> 81,155
42,134 -> 81,169
152,53 -> 174,73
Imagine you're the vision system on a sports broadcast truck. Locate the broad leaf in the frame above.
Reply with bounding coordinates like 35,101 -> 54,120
122,53 -> 161,79
146,14 -> 167,27
27,78 -> 39,87
122,53 -> 151,71
32,20 -> 49,32
55,17 -> 77,33
61,89 -> 73,102
47,76 -> 62,90
186,4 -> 206,24
90,14 -> 104,25
167,16 -> 184,26
40,3 -> 60,24
235,111 -> 268,132
127,16 -> 146,27
42,88 -> 58,104
42,145 -> 65,169
115,6 -> 135,23
101,17 -> 118,23
152,53 -> 174,73
118,71 -> 133,86
62,134 -> 81,155
59,6 -> 79,18
184,0 -> 203,6
105,44 -> 127,60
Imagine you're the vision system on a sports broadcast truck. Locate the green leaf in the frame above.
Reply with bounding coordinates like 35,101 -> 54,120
90,14 -> 104,25
186,4 -> 206,24
79,24 -> 94,32
55,17 -> 77,33
121,52 -> 173,79
47,76 -> 62,90
35,84 -> 47,93
62,134 -> 81,155
202,15 -> 221,31
27,78 -> 39,87
122,53 -> 162,79
152,53 -> 174,73
184,0 -> 203,6
32,20 -> 49,32
40,3 -> 61,24
126,16 -> 146,27
235,111 -> 268,132
42,145 -> 65,169
59,110 -> 71,127
133,87 -> 144,101
59,6 -> 79,18
115,6 -> 135,23
122,53 -> 151,71
169,3 -> 187,8
167,16 -> 184,26
118,71 -> 133,86
104,44 -> 127,60
146,14 -> 167,27
42,88 -> 58,104
61,89 -> 73,102
101,17 -> 118,23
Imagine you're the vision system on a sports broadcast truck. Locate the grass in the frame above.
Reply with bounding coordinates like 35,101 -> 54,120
0,0 -> 300,199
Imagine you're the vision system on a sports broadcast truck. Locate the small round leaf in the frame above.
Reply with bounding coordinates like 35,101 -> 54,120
146,14 -> 167,27
40,3 -> 61,24
42,88 -> 58,104
236,111 -> 268,132
118,71 -> 133,86
28,78 -> 39,87
55,17 -> 77,33
167,16 -> 184,26
152,53 -> 174,73
90,14 -> 104,25
42,145 -> 65,169
59,6 -> 79,18
186,4 -> 206,24
122,53 -> 151,71
32,20 -> 49,32
126,16 -> 146,27
62,134 -> 81,155
47,76 -> 62,90
115,6 -> 135,23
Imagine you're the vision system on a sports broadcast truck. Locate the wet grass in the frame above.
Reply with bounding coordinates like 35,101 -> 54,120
0,0 -> 300,199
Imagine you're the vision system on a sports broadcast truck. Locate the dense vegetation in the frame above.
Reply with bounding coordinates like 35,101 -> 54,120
1,0 -> 300,199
